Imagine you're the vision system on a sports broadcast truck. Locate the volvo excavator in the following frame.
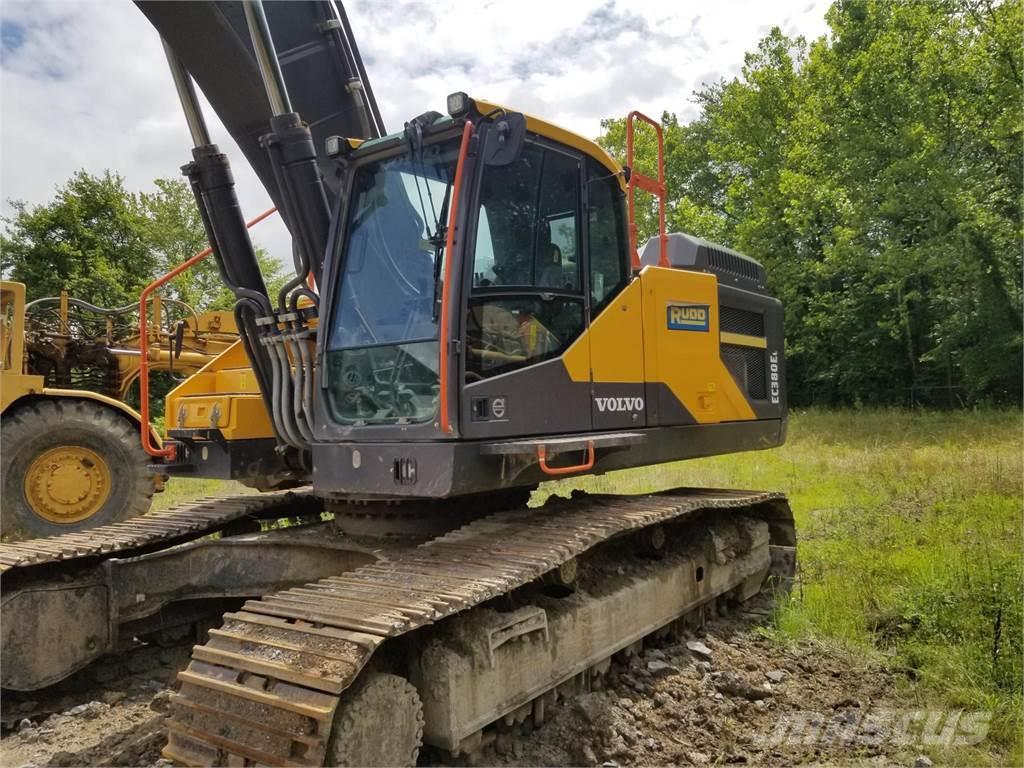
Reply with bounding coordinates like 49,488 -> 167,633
0,2 -> 795,765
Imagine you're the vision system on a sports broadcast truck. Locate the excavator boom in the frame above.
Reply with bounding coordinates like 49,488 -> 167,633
137,0 -> 384,217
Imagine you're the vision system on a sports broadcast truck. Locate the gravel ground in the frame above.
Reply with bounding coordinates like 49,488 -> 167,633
1,607 -> 925,768
486,607 -> 917,767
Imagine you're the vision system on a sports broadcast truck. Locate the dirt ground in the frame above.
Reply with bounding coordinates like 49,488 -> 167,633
0,602 -> 934,768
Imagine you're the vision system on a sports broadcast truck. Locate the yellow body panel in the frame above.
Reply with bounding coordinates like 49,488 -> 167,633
563,269 -> 758,424
1,372 -> 44,412
164,340 -> 275,441
563,279 -> 646,384
640,268 -> 755,423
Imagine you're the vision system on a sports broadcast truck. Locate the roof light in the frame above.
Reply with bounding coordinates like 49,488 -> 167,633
325,135 -> 348,158
446,91 -> 471,119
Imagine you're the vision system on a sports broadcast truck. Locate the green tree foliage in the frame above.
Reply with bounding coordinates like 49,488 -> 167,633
600,0 -> 1022,406
138,178 -> 286,311
2,172 -> 285,313
0,170 -> 155,307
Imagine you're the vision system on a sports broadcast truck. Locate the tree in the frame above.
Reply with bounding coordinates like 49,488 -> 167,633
597,0 -> 1022,406
138,178 -> 286,312
1,171 -> 155,307
2,171 -> 287,314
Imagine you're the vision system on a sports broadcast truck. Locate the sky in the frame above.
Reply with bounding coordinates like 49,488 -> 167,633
0,0 -> 830,268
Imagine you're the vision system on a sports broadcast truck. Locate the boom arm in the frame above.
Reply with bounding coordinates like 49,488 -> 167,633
136,0 -> 385,219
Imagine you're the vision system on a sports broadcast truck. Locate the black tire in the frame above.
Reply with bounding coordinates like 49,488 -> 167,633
1,398 -> 154,540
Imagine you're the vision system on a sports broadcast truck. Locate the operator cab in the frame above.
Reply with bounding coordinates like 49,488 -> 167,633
310,95 -> 785,498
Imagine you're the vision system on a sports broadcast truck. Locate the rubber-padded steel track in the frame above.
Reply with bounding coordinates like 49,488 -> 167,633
164,488 -> 790,766
0,491 -> 316,574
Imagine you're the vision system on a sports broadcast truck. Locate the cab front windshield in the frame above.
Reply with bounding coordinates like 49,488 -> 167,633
326,138 -> 459,425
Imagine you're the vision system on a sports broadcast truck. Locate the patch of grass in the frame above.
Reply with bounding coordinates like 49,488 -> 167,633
548,408 -> 1022,765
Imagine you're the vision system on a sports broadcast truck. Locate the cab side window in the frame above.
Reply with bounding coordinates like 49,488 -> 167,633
472,144 -> 581,291
587,159 -> 629,313
467,141 -> 584,380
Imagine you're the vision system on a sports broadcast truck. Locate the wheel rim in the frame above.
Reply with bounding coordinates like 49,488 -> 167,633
24,445 -> 112,524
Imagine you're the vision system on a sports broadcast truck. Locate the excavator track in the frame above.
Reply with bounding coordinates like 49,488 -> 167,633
0,490 -> 329,696
0,490 -> 319,575
164,489 -> 795,767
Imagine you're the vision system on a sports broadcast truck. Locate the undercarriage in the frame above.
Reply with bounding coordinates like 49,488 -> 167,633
0,488 -> 794,766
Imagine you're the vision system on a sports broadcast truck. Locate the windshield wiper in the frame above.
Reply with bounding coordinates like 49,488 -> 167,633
404,115 -> 443,243
431,182 -> 453,321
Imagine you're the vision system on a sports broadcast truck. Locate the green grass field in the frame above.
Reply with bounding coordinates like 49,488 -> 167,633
154,409 -> 1022,764
550,409 -> 1023,765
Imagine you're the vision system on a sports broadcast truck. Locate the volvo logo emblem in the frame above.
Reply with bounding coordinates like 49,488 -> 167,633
491,397 -> 507,419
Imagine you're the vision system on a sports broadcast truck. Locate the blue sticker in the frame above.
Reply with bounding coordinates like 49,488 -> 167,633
667,304 -> 709,332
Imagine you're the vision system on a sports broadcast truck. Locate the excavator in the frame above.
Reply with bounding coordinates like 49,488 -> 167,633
0,2 -> 795,765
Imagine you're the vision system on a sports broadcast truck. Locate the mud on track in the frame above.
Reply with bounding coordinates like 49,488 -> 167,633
1,601 -> 915,768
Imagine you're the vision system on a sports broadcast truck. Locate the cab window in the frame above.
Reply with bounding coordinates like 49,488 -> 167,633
467,141 -> 583,380
587,159 -> 629,312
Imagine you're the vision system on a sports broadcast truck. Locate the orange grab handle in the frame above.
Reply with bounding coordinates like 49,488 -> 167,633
139,206 -> 278,460
536,441 -> 596,476
438,120 -> 475,435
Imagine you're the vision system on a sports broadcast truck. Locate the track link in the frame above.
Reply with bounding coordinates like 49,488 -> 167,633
0,491 -> 317,575
164,489 -> 795,766
1,490 -> 325,696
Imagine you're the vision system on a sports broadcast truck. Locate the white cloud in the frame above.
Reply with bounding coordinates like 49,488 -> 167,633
1,0 -> 830,274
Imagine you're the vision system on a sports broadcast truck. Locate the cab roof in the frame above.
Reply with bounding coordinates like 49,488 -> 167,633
345,96 -> 625,188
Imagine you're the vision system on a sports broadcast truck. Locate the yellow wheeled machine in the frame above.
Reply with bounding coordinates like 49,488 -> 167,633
0,280 -> 237,539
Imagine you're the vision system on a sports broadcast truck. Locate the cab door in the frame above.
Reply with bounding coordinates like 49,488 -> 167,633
582,159 -> 646,431
459,139 -> 592,439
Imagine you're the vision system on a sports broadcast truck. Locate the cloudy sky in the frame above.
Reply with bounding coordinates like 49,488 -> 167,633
0,0 -> 830,266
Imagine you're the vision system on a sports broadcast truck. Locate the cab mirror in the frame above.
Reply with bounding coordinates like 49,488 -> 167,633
482,113 -> 526,166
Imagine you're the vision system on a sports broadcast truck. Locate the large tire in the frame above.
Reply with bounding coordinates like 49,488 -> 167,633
1,398 -> 154,540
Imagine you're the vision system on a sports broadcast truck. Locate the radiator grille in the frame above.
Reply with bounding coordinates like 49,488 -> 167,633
722,343 -> 767,400
707,246 -> 765,284
720,306 -> 765,337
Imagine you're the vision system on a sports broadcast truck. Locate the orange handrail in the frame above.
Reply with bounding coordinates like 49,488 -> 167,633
625,110 -> 669,271
139,207 -> 277,459
438,121 -> 475,435
537,441 -> 596,476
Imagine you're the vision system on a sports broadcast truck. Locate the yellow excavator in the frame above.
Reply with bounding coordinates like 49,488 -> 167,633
0,280 -> 237,539
0,2 -> 795,765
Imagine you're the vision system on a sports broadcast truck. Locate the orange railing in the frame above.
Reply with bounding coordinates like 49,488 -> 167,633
537,441 -> 595,476
625,111 -> 669,271
139,207 -> 277,459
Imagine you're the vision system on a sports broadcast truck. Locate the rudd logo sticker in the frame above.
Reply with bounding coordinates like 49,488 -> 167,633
595,397 -> 644,413
667,304 -> 710,332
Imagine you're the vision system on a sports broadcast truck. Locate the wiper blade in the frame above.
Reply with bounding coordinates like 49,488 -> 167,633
431,181 -> 453,321
404,115 -> 442,242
